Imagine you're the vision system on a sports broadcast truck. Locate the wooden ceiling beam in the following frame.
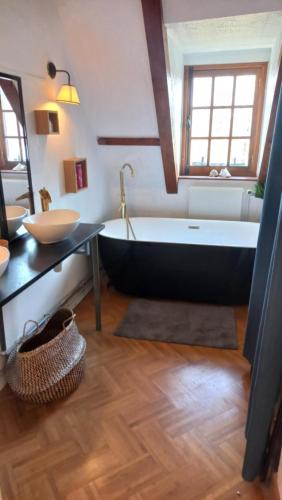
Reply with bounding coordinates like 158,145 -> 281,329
141,0 -> 178,193
97,137 -> 160,146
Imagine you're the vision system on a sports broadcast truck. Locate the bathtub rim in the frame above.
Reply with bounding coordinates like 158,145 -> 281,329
99,216 -> 259,249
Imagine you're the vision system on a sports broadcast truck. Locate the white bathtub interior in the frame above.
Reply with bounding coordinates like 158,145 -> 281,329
101,217 -> 259,248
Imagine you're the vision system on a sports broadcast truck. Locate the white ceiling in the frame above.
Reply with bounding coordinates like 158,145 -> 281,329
166,11 -> 282,53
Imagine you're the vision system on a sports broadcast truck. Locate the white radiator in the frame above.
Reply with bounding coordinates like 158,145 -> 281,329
188,186 -> 244,221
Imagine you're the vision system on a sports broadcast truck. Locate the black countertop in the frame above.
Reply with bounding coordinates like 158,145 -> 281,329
0,223 -> 104,307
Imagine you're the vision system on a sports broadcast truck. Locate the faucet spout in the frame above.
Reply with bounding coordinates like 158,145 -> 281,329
121,163 -> 135,176
39,187 -> 52,212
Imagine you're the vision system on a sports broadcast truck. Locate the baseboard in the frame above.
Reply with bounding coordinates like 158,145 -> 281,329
61,277 -> 93,310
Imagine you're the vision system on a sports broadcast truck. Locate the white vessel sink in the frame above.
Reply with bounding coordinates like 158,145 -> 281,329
6,205 -> 28,236
23,209 -> 80,244
0,246 -> 10,277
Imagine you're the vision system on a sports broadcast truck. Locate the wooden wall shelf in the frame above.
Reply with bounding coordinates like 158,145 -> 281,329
64,157 -> 88,193
97,137 -> 160,146
34,110 -> 59,135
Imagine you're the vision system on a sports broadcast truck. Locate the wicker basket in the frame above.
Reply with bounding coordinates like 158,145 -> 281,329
5,308 -> 86,404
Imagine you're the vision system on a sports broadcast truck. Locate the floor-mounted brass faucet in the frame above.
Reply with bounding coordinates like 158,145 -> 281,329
119,163 -> 136,240
39,188 -> 52,212
120,163 -> 134,219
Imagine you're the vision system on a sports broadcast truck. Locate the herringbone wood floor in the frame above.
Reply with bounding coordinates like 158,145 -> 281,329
0,287 -> 280,500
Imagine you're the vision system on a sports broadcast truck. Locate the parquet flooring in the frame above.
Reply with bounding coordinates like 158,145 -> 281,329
0,287 -> 280,500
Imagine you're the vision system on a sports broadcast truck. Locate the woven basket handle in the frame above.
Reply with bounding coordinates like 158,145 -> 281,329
22,313 -> 51,338
22,320 -> 40,338
62,312 -> 76,330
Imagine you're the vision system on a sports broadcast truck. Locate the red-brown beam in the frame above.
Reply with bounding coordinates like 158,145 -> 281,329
141,0 -> 178,193
97,137 -> 160,146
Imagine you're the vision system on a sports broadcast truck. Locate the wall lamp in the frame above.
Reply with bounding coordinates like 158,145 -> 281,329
47,62 -> 80,105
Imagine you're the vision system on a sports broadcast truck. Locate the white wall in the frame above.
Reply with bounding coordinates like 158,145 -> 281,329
259,32 -> 282,168
0,0 -> 110,349
183,48 -> 271,65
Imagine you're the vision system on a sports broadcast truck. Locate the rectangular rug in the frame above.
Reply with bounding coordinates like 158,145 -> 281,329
115,299 -> 238,349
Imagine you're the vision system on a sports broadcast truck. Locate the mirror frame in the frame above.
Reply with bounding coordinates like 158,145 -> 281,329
0,72 -> 34,241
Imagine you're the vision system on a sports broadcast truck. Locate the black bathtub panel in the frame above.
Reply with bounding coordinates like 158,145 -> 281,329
99,236 -> 255,305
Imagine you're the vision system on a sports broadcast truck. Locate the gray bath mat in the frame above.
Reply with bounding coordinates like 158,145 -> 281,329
115,299 -> 238,349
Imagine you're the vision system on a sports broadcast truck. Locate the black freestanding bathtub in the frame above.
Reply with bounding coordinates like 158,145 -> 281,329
99,217 -> 259,305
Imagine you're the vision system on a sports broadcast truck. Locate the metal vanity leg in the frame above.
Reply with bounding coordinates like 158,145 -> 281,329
0,308 -> 6,352
90,236 -> 101,331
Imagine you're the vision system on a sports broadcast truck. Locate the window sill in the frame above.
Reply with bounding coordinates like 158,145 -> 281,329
178,176 -> 258,181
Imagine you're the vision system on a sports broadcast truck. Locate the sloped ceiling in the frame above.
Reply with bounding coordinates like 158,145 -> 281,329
163,0 -> 282,24
166,11 -> 282,53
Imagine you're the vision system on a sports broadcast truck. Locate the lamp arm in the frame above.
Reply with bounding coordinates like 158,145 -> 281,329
56,69 -> 71,86
47,63 -> 71,85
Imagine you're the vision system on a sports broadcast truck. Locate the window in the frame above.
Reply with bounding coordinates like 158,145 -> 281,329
0,85 -> 26,170
181,63 -> 267,177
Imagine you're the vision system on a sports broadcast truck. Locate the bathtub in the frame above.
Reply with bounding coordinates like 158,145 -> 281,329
99,217 -> 260,305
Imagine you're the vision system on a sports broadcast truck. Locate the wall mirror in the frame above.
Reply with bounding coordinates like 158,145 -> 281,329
0,72 -> 34,241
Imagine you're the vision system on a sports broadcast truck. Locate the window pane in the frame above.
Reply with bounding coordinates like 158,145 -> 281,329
235,75 -> 256,105
191,109 -> 210,137
211,108 -> 231,137
210,139 -> 229,166
190,139 -> 208,166
192,77 -> 212,107
232,108 -> 253,137
5,138 -> 21,161
213,76 -> 234,106
0,88 -> 12,110
230,139 -> 250,166
3,112 -> 18,136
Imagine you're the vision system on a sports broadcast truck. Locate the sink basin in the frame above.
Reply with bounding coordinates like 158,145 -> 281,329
23,209 -> 80,244
0,246 -> 10,277
6,205 -> 28,236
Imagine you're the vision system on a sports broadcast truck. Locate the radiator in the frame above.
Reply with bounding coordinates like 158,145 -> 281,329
188,186 -> 244,221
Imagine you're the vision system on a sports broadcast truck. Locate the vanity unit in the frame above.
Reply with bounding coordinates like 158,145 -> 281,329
0,223 -> 104,351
